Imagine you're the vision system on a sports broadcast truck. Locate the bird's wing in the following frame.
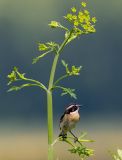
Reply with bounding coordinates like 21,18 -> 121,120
60,113 -> 65,123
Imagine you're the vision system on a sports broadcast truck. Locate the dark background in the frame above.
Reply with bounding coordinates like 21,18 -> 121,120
0,0 -> 122,159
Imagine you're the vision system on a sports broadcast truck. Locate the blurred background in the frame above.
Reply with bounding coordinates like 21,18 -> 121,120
0,0 -> 122,159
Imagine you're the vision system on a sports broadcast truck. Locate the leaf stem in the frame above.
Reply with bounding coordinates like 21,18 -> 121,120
25,78 -> 47,91
32,49 -> 53,64
54,74 -> 68,86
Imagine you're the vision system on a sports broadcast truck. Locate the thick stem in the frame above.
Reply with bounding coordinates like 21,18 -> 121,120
47,53 -> 59,160
47,30 -> 73,160
47,90 -> 53,160
48,54 -> 60,90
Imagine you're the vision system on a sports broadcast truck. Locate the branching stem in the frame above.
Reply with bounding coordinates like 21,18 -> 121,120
47,29 -> 73,160
54,74 -> 68,86
24,78 -> 47,91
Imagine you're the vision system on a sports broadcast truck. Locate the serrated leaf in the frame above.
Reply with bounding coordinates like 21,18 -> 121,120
61,87 -> 77,99
32,50 -> 52,64
7,83 -> 37,92
7,86 -> 21,92
68,146 -> 94,158
46,41 -> 58,48
61,59 -> 68,67
61,59 -> 70,75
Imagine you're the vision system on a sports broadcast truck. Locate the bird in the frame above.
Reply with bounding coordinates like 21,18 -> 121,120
59,104 -> 81,139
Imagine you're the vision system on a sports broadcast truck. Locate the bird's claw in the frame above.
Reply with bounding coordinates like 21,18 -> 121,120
59,134 -> 67,141
74,137 -> 78,143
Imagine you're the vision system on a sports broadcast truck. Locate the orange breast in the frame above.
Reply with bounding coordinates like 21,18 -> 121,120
69,113 -> 80,122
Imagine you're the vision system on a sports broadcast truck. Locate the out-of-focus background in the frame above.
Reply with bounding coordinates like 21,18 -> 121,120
0,0 -> 122,159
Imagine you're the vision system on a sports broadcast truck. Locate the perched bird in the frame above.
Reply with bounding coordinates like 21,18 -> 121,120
59,104 -> 81,138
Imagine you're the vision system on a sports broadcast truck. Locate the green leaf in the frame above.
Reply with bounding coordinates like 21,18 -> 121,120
7,67 -> 47,92
32,50 -> 52,64
7,86 -> 20,92
61,59 -> 68,68
38,42 -> 59,52
33,41 -> 59,64
62,59 -> 82,76
79,132 -> 87,139
46,41 -> 59,48
38,43 -> 49,51
69,146 -> 94,158
61,87 -> 77,99
61,59 -> 70,75
7,83 -> 38,92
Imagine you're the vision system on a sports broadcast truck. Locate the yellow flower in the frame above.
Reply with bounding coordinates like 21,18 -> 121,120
64,13 -> 73,21
84,10 -> 89,15
38,43 -> 48,51
78,11 -> 83,16
74,21 -> 79,26
83,24 -> 88,30
81,2 -> 86,7
91,17 -> 97,23
72,15 -> 77,20
49,21 -> 59,28
71,7 -> 77,13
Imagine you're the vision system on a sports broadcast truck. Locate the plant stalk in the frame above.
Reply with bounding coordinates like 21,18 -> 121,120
47,90 -> 53,160
47,30 -> 73,160
47,53 -> 59,160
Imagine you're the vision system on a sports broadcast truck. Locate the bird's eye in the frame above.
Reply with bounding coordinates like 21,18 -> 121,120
71,106 -> 77,112
72,108 -> 75,112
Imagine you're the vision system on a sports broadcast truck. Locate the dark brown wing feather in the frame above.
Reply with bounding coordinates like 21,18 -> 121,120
60,113 -> 65,123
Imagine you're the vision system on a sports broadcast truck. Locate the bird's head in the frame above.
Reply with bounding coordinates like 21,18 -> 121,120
65,104 -> 81,114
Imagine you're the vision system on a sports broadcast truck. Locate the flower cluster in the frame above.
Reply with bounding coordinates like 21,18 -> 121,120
7,70 -> 17,84
48,21 -> 60,28
64,1 -> 97,34
62,60 -> 82,76
7,67 -> 25,85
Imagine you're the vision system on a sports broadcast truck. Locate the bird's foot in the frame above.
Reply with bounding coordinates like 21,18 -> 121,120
59,133 -> 67,141
74,136 -> 78,143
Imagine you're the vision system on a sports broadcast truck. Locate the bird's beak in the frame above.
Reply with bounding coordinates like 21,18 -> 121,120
76,104 -> 83,107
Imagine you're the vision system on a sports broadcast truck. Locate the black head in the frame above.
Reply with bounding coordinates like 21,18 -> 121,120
65,104 -> 81,114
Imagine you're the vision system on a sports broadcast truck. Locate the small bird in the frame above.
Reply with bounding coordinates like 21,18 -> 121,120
59,104 -> 81,139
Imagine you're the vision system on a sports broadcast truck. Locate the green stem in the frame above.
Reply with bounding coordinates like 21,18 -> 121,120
53,85 -> 66,90
47,30 -> 73,160
58,29 -> 73,54
64,139 -> 75,147
54,74 -> 68,86
25,78 -> 47,91
47,53 -> 60,160
47,90 -> 53,160
48,54 -> 60,90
